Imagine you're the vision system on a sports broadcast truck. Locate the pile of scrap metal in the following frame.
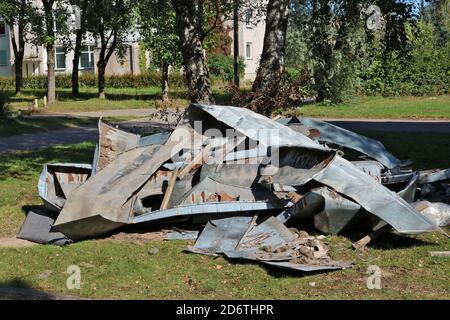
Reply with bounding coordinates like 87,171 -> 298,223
18,104 -> 450,273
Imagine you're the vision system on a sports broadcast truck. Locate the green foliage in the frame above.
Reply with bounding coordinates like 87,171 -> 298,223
137,0 -> 182,70
0,73 -> 187,90
404,20 -> 450,95
287,0 -> 449,101
207,53 -> 245,82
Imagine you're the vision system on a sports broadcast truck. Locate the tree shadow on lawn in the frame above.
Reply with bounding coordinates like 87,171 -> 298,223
0,143 -> 95,181
0,278 -> 84,300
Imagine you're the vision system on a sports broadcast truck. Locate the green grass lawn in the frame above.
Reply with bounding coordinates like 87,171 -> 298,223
292,96 -> 450,120
0,132 -> 449,299
5,87 -> 234,113
4,87 -> 450,119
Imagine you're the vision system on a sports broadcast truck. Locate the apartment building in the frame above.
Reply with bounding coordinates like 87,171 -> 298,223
0,3 -> 143,78
228,6 -> 266,81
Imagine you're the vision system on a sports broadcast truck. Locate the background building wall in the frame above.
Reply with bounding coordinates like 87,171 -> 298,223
0,20 -> 12,77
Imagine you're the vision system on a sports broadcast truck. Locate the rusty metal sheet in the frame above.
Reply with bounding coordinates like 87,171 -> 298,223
93,120 -> 140,174
189,214 -> 351,272
38,163 -> 92,212
175,177 -> 258,206
54,141 -> 184,240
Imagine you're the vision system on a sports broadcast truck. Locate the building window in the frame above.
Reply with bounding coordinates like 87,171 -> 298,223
0,50 -> 7,66
0,21 -> 6,36
55,46 -> 66,70
245,9 -> 253,27
80,45 -> 95,69
245,42 -> 253,59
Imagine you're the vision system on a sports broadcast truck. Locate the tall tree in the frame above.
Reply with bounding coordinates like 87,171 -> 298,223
171,0 -> 214,104
138,0 -> 182,102
69,0 -> 91,97
249,0 -> 291,115
233,0 -> 240,88
0,0 -> 38,95
41,0 -> 57,104
87,0 -> 136,99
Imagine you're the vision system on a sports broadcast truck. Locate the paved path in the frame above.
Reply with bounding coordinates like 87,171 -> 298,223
326,119 -> 450,133
54,109 -> 450,133
1,112 -> 449,154
55,108 -> 157,118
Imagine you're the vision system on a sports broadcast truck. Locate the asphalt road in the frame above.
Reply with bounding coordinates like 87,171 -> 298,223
0,117 -> 449,154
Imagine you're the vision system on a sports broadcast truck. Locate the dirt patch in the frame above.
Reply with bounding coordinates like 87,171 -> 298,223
106,231 -> 168,244
0,238 -> 38,249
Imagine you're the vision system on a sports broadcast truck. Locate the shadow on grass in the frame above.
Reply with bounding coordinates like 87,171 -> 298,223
0,143 -> 95,181
368,233 -> 434,250
6,88 -> 235,105
0,278 -> 62,300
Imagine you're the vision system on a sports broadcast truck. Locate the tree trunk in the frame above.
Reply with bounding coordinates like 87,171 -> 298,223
98,62 -> 106,99
47,44 -> 56,104
250,0 -> 290,115
233,1 -> 240,88
43,0 -> 56,104
10,19 -> 25,95
15,56 -> 24,95
72,30 -> 83,97
172,0 -> 213,104
161,61 -> 170,102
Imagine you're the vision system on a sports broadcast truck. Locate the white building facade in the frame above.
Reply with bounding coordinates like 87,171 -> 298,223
228,5 -> 266,81
0,1 -> 144,78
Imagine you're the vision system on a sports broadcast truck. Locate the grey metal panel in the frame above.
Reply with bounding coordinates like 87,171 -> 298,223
132,202 -> 277,224
190,216 -> 254,254
311,187 -> 361,234
313,156 -> 443,234
190,104 -> 329,151
138,132 -> 171,147
18,209 -> 71,246
38,163 -> 92,213
287,117 -> 402,169
419,168 -> 450,184
398,173 -> 419,203
165,230 -> 200,241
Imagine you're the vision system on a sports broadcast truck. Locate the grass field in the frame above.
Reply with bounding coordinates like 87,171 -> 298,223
4,87 -> 232,113
0,117 -> 98,138
294,96 -> 450,120
3,87 -> 450,119
0,131 -> 449,300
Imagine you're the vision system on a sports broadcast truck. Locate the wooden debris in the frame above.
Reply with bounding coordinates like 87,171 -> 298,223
352,225 -> 392,251
160,167 -> 179,210
429,251 -> 450,257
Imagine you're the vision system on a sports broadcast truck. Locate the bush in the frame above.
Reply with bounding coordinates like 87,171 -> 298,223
0,72 -> 187,90
207,53 -> 245,82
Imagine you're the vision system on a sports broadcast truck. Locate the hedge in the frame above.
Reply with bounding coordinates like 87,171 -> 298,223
0,72 -> 187,90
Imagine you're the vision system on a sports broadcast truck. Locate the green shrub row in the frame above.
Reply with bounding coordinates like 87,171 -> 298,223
0,72 -> 187,89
